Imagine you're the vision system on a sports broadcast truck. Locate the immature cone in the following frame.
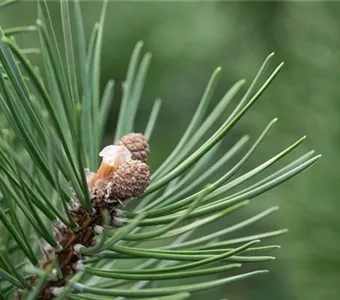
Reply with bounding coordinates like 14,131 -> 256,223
109,160 -> 150,200
118,133 -> 150,162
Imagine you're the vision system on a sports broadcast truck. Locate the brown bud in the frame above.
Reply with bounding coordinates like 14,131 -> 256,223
109,160 -> 150,200
118,133 -> 150,162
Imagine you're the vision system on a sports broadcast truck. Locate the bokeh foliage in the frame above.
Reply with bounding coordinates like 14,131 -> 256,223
0,1 -> 338,300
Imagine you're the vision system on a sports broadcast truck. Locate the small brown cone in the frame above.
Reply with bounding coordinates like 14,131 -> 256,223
109,160 -> 150,200
118,133 -> 150,162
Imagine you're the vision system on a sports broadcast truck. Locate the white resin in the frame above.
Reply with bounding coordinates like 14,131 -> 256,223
50,287 -> 64,296
99,145 -> 132,167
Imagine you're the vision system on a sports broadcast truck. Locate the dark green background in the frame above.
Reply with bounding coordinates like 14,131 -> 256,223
1,1 -> 339,299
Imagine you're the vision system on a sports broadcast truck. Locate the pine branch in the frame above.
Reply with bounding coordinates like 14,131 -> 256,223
0,0 -> 320,299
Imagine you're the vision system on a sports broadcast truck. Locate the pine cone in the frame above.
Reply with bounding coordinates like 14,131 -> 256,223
118,133 -> 150,162
109,160 -> 150,200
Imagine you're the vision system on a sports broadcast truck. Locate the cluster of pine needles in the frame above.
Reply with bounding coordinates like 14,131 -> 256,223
0,0 -> 320,299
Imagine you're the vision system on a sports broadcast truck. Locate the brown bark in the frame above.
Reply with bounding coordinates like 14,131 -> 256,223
32,196 -> 121,300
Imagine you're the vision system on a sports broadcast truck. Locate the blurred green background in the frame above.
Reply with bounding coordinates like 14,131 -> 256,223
1,1 -> 339,300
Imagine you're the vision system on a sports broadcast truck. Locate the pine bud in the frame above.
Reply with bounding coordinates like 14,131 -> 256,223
118,133 -> 150,162
110,160 -> 150,200
89,145 -> 132,187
